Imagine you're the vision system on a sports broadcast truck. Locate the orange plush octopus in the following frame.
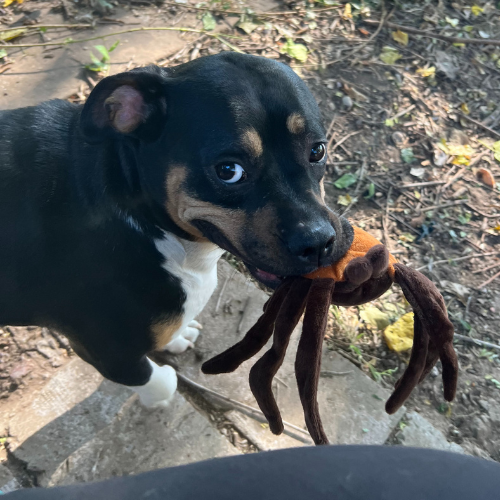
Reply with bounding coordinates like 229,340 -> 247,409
202,227 -> 458,445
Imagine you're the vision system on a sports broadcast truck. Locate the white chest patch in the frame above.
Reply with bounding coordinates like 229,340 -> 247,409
154,232 -> 224,346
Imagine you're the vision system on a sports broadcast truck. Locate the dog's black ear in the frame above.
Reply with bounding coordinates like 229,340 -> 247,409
80,67 -> 167,143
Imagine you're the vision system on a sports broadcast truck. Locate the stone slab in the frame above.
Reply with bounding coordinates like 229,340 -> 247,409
49,393 -> 240,487
176,261 -> 404,449
0,464 -> 20,494
398,411 -> 464,454
8,358 -> 132,486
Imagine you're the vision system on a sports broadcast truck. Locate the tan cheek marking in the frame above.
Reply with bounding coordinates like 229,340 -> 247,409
151,317 -> 182,350
241,128 -> 263,158
319,178 -> 326,201
250,205 -> 281,254
286,113 -> 305,135
165,166 -> 246,251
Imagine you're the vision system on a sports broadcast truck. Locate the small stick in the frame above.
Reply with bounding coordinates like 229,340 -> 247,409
382,186 -> 393,251
441,168 -> 466,191
237,297 -> 251,333
388,104 -> 416,122
421,199 -> 468,212
320,370 -> 353,377
459,113 -> 500,140
416,251 -> 500,272
454,334 -> 500,351
177,372 -> 313,441
473,261 -> 500,274
398,181 -> 445,189
330,130 -> 362,153
364,19 -> 500,47
476,269 -> 500,289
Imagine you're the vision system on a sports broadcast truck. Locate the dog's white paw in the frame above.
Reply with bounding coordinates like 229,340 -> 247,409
132,362 -> 177,408
164,321 -> 202,354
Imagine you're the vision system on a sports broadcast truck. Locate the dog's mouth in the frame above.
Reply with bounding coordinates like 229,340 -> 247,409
243,263 -> 286,290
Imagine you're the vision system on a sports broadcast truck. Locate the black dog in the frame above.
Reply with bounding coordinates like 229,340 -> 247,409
0,53 -> 353,407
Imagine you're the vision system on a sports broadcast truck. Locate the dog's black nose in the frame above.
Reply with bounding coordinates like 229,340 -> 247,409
287,223 -> 336,268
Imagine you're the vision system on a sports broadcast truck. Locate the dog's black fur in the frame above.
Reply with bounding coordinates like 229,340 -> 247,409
0,53 -> 353,393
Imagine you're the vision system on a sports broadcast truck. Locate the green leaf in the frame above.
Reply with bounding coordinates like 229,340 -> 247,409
401,147 -> 415,164
333,173 -> 357,189
379,46 -> 401,65
40,27 -> 47,33
94,45 -> 110,62
0,49 -> 6,59
281,38 -> 308,62
493,141 -> 500,162
364,182 -> 375,199
360,306 -> 391,330
202,12 -> 216,31
108,40 -> 120,52
237,21 -> 258,34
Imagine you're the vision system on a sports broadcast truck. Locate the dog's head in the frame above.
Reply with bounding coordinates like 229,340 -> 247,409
80,53 -> 353,288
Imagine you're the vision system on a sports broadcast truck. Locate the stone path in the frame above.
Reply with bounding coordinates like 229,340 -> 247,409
1,261 -> 463,493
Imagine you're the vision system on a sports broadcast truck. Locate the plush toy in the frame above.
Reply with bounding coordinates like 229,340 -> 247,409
202,227 -> 458,445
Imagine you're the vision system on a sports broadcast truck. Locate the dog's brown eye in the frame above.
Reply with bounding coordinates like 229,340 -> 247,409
215,163 -> 247,184
310,143 -> 326,163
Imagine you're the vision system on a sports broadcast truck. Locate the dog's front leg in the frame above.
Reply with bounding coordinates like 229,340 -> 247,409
162,320 -> 203,354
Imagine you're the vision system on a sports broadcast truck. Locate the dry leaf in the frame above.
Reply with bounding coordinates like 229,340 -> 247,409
471,5 -> 484,16
343,3 -> 352,19
460,103 -> 470,114
416,66 -> 436,78
358,27 -> 370,36
379,46 -> 401,65
384,312 -> 414,352
3,0 -> 23,6
476,168 -> 496,187
392,30 -> 409,46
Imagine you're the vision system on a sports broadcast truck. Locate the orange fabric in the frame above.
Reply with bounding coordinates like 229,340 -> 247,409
304,226 -> 397,281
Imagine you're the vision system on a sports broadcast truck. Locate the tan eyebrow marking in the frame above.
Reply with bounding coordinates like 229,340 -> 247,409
286,113 -> 305,135
241,128 -> 263,158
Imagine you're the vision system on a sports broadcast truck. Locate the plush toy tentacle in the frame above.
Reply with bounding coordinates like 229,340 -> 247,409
201,278 -> 295,375
249,278 -> 311,436
385,314 -> 429,414
392,263 -> 458,405
295,278 -> 335,445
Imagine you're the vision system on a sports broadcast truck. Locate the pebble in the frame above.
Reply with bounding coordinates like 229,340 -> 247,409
342,95 -> 353,110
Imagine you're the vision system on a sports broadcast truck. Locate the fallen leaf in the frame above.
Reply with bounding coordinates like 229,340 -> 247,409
416,66 -> 436,78
440,280 -> 470,304
460,103 -> 470,114
401,147 -> 415,164
280,38 -> 308,62
392,30 -> 408,46
476,167 -> 496,187
493,141 -> 500,162
410,167 -> 425,178
3,0 -> 23,6
202,12 -> 216,31
333,172 -> 357,189
360,306 -> 391,331
445,17 -> 459,27
237,21 -> 258,34
358,27 -> 370,36
379,46 -> 402,65
338,194 -> 357,206
383,312 -> 414,352
343,3 -> 352,19
0,49 -> 6,58
0,27 -> 27,41
471,5 -> 484,16
435,51 -> 459,80
364,182 -> 375,199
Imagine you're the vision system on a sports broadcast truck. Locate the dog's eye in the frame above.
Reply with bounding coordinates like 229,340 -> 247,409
309,143 -> 326,163
215,163 -> 247,184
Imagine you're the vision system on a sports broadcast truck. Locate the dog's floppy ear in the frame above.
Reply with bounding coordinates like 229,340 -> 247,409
80,67 -> 167,143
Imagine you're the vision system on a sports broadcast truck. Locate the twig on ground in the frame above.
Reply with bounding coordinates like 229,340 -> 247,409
476,269 -> 500,289
215,275 -> 230,314
399,181 -> 445,189
473,262 -> 500,275
177,372 -> 313,443
421,199 -> 469,212
459,113 -> 500,139
454,334 -> 500,351
330,130 -> 362,153
320,370 -> 353,377
416,251 -> 500,272
364,19 -> 500,47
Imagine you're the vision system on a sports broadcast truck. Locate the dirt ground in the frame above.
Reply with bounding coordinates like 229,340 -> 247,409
1,0 -> 500,463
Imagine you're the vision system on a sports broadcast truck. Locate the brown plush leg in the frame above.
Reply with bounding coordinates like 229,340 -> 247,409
387,264 -> 458,413
295,279 -> 335,445
249,278 -> 311,435
385,314 -> 428,414
202,278 -> 294,375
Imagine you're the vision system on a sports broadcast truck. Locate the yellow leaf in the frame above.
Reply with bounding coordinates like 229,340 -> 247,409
392,30 -> 408,46
343,3 -> 352,19
3,0 -> 22,6
379,46 -> 401,65
471,5 -> 484,16
416,66 -> 436,78
0,27 -> 27,41
383,312 -> 414,352
493,225 -> 500,232
460,103 -> 470,115
447,144 -> 475,157
360,306 -> 391,331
